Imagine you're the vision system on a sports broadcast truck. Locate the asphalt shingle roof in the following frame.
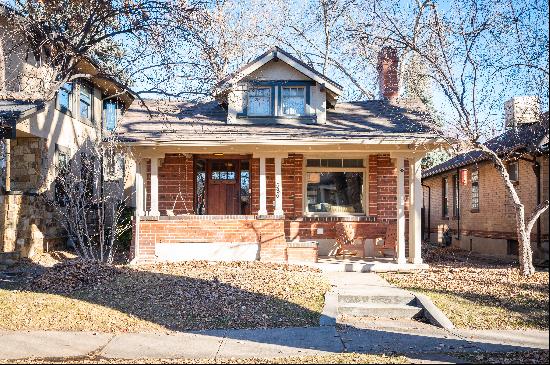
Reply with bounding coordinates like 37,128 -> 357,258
0,99 -> 44,138
116,99 -> 438,144
423,114 -> 549,178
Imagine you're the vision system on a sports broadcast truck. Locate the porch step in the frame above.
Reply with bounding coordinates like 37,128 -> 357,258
338,303 -> 423,319
338,292 -> 416,306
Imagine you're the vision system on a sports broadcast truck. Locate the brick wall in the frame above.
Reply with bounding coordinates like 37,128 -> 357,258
135,217 -> 288,262
423,156 -> 549,255
146,154 -> 194,215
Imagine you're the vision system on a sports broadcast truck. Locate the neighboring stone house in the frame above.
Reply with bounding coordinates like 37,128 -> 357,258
422,101 -> 549,262
0,5 -> 133,258
118,47 -> 443,265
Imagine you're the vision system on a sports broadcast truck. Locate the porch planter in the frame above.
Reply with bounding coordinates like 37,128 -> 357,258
287,241 -> 319,263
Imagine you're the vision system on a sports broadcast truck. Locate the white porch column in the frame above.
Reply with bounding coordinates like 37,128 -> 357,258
149,157 -> 160,216
408,157 -> 423,264
396,156 -> 406,264
274,156 -> 284,217
258,156 -> 268,216
135,159 -> 145,216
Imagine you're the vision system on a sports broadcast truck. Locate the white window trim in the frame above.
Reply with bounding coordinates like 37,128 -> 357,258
247,87 -> 272,116
281,86 -> 306,116
302,157 -> 369,217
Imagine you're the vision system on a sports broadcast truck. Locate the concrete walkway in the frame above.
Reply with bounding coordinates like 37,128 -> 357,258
0,325 -> 547,361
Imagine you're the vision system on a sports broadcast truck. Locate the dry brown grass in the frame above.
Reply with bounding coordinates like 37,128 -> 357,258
381,246 -> 549,330
0,260 -> 330,332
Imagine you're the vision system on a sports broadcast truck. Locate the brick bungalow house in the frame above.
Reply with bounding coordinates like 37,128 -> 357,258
1,4 -> 133,260
119,47 -> 442,266
422,101 -> 549,262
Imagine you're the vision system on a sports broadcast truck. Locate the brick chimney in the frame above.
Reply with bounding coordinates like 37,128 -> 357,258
377,47 -> 399,101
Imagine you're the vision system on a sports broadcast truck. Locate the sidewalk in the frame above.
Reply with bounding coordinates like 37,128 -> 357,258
1,324 -> 548,361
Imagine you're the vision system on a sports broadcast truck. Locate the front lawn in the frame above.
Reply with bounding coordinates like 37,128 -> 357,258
381,246 -> 549,330
0,257 -> 331,332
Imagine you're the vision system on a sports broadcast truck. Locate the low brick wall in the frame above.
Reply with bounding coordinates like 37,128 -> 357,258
133,216 -> 288,263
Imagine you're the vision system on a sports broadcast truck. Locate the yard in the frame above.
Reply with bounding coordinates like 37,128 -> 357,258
0,253 -> 331,332
381,246 -> 549,330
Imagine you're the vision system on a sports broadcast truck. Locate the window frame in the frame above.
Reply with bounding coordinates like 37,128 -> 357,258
303,157 -> 368,217
79,82 -> 93,122
281,86 -> 306,116
442,177 -> 449,218
471,169 -> 480,212
507,160 -> 519,184
56,82 -> 74,115
247,87 -> 272,116
103,99 -> 119,131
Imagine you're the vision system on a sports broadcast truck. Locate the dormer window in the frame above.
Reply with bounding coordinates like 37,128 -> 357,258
247,87 -> 272,116
282,87 -> 305,116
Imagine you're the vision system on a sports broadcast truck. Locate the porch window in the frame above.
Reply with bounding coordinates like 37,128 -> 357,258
57,82 -> 73,114
282,87 -> 305,116
80,83 -> 92,120
247,87 -> 271,116
305,159 -> 365,215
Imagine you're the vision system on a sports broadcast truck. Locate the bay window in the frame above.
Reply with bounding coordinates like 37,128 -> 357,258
247,87 -> 271,116
305,159 -> 365,214
282,87 -> 305,115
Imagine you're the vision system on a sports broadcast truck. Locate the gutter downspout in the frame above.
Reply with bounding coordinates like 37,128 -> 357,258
422,182 -> 431,241
534,160 -> 541,248
5,139 -> 10,192
456,168 -> 461,241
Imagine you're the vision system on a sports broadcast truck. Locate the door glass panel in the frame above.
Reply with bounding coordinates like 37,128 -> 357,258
240,160 -> 250,214
195,159 -> 206,215
211,161 -> 237,182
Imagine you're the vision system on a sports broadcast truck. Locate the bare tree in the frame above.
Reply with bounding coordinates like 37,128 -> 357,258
45,134 -> 133,264
355,0 -> 549,275
0,0 -> 200,102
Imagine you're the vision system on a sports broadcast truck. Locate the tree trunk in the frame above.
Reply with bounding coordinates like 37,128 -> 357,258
515,204 -> 536,276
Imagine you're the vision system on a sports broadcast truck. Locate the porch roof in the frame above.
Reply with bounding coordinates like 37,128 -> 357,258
116,99 -> 440,145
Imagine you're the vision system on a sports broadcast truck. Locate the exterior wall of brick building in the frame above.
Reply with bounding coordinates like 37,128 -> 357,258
422,156 -> 549,259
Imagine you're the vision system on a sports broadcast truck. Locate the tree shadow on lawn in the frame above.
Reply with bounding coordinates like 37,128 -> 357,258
0,261 -> 546,360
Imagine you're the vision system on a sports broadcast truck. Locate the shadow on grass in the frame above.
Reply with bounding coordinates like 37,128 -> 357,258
0,260 -> 547,360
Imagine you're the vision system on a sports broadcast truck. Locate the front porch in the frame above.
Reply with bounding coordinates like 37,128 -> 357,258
130,149 -> 426,270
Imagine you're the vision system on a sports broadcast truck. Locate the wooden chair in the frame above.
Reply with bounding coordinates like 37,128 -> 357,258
374,223 -> 397,259
335,222 -> 364,258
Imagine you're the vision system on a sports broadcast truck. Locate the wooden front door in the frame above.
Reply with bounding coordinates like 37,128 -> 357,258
207,159 -> 240,215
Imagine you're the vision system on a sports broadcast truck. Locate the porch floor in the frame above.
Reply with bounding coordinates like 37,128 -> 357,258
306,256 -> 428,273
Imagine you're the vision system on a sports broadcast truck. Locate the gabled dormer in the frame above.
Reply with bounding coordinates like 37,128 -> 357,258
213,47 -> 343,124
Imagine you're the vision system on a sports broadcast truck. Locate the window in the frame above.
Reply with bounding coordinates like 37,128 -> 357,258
210,161 -> 236,182
54,145 -> 70,205
240,160 -> 251,214
442,177 -> 449,218
452,174 -> 460,217
79,83 -> 92,120
305,159 -> 365,215
471,169 -> 479,211
282,87 -> 305,115
104,100 -> 118,131
57,83 -> 73,113
104,153 -> 124,181
507,161 -> 519,183
247,88 -> 271,116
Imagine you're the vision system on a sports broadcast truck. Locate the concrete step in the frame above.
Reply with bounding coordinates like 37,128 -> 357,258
338,303 -> 423,319
338,292 -> 416,306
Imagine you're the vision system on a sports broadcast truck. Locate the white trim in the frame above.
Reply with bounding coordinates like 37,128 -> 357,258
396,156 -> 406,264
408,157 -> 423,264
274,156 -> 284,216
258,156 -> 268,215
216,50 -> 342,96
149,157 -> 160,216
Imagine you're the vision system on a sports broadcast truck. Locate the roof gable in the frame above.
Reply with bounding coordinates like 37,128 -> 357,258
214,47 -> 343,96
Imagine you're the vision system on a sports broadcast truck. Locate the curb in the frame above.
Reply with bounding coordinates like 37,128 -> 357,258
414,294 -> 455,330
